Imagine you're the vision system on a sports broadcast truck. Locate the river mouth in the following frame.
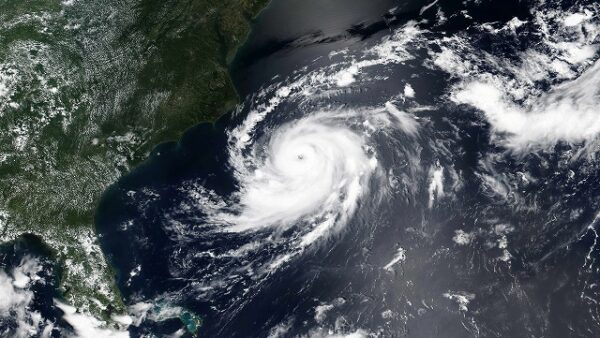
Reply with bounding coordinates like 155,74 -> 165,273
96,0 -> 600,337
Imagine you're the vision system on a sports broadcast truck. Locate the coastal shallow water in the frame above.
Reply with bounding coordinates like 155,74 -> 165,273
96,0 -> 600,337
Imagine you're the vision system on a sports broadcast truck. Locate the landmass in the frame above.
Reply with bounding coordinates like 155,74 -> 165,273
0,0 -> 269,325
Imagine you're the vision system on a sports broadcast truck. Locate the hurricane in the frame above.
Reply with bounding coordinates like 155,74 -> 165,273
69,0 -> 600,337
185,88 -> 424,289
224,113 -> 378,235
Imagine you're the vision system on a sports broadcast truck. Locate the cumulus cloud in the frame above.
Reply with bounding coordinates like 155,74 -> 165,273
0,256 -> 131,338
428,166 -> 444,208
299,328 -> 370,338
55,301 -> 129,338
453,60 -> 600,151
431,2 -> 600,153
0,256 -> 54,338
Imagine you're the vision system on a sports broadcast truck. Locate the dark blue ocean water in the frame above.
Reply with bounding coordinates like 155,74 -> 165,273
1,0 -> 598,337
231,0 -> 531,95
0,235 -> 65,337
93,0 -> 600,337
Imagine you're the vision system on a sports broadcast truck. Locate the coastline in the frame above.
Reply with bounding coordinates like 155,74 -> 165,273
92,0 -> 275,326
0,0 -> 274,330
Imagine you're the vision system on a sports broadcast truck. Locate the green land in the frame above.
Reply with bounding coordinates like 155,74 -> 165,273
0,0 -> 269,324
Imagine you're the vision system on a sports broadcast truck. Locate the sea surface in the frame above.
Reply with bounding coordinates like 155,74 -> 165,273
96,0 -> 600,337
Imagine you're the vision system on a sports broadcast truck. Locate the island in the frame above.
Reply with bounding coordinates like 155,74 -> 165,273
0,0 -> 270,325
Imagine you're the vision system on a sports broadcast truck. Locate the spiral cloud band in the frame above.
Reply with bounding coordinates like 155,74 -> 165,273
223,115 -> 378,243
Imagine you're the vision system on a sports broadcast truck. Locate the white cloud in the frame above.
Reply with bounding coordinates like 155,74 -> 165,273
314,304 -> 334,323
383,247 -> 407,271
334,66 -> 359,87
419,0 -> 439,16
443,291 -> 475,312
268,319 -> 293,338
55,301 -> 129,338
224,114 -> 377,235
403,84 -> 415,98
300,328 -> 370,338
453,59 -> 600,151
563,12 -> 592,27
429,3 -> 600,153
0,256 -> 54,338
384,102 -> 419,136
428,166 -> 444,208
452,230 -> 474,245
